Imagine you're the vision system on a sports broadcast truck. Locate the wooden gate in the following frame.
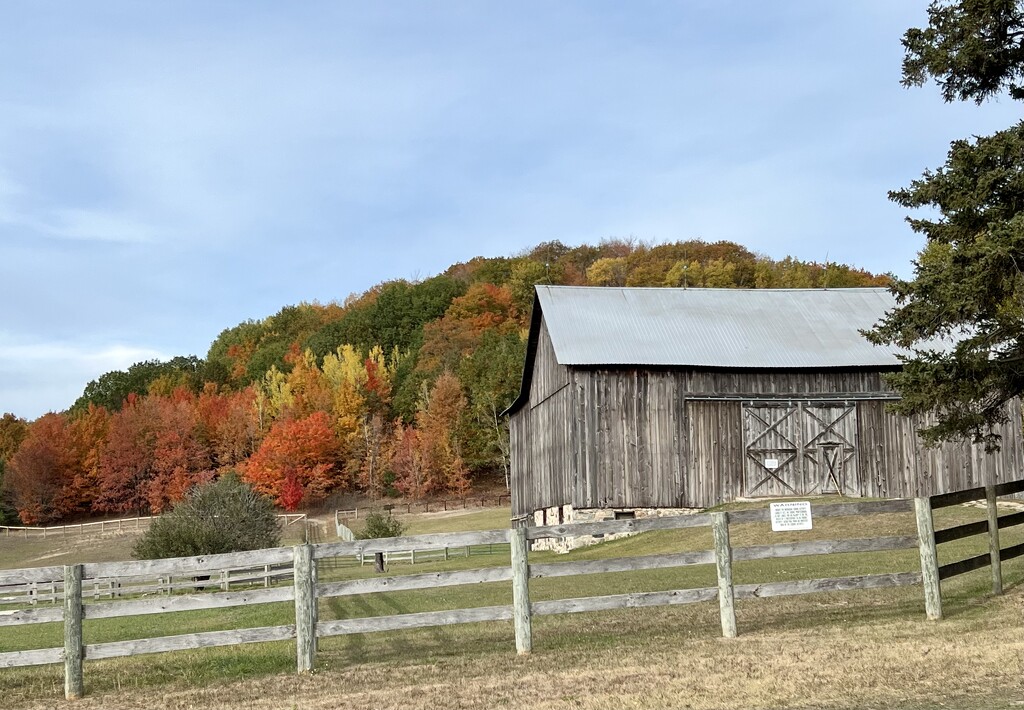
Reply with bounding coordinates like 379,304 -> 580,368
742,402 -> 859,497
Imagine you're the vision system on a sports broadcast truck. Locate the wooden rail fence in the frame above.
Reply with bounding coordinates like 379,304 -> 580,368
334,495 -> 512,525
0,513 -> 308,540
914,478 -> 1024,620
2,485 -> 1023,700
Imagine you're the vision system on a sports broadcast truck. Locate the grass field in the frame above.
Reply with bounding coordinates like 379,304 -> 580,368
2,502 -> 1024,709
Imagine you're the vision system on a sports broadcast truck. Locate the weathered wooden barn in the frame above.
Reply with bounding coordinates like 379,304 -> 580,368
506,286 -> 1024,521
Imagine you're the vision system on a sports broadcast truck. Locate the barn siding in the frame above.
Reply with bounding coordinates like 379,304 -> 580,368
510,321 -> 574,517
528,321 -> 569,408
511,338 -> 1024,516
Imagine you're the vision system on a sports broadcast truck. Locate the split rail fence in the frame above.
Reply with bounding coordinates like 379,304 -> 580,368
0,513 -> 308,541
2,482 -> 1023,700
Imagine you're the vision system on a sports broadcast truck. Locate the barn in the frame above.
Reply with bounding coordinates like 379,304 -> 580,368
506,286 -> 1024,527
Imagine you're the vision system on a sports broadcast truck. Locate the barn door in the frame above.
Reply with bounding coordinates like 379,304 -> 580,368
742,402 -> 860,497
802,404 -> 859,496
742,404 -> 802,496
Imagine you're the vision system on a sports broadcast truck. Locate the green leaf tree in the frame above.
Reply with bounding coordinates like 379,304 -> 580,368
132,474 -> 281,559
868,0 -> 1024,446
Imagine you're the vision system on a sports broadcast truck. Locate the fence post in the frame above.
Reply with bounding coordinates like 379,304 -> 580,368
914,497 -> 942,620
711,512 -> 737,638
293,544 -> 318,673
64,564 -> 84,699
510,526 -> 532,654
986,485 -> 1003,595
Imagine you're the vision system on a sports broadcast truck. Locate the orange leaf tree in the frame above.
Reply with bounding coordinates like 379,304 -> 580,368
243,411 -> 342,508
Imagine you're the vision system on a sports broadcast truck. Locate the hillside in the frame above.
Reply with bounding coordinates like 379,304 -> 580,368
0,239 -> 889,525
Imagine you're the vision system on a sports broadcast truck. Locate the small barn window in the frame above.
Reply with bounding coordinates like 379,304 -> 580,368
614,510 -> 636,521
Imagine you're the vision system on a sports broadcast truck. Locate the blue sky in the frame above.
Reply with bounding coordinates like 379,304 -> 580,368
1,2 -> 1020,419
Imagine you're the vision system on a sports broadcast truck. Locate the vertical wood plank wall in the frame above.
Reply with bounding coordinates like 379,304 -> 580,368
509,323 -> 1024,517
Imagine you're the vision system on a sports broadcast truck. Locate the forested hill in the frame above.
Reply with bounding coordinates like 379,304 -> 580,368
0,239 -> 888,524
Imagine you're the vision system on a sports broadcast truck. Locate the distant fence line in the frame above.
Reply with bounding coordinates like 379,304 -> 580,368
0,513 -> 308,540
1,481 -> 1022,700
335,494 -> 511,524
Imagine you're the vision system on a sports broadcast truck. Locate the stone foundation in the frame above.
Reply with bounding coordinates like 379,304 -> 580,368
530,505 -> 702,553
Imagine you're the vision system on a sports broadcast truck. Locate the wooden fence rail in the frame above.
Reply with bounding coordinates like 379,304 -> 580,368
334,495 -> 512,525
0,514 -> 308,540
2,489 -> 1022,700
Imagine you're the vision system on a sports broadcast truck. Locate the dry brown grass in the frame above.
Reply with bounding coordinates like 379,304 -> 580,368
7,582 -> 1024,710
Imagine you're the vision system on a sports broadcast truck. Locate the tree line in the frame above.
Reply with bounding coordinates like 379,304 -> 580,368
0,239 -> 887,524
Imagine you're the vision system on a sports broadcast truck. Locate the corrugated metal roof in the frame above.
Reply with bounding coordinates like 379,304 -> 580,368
536,285 -> 905,368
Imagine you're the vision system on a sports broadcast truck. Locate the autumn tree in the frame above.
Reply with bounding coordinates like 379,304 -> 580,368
243,411 -> 342,509
586,257 -> 628,286
388,372 -> 470,498
65,404 -> 111,512
0,414 -> 28,522
868,0 -> 1024,445
4,414 -> 80,523
96,393 -> 212,515
196,384 -> 261,470
419,283 -> 518,375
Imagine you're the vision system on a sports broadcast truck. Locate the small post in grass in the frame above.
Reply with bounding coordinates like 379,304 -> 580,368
985,484 -> 1002,595
914,497 -> 942,621
63,564 -> 84,700
293,544 -> 318,673
510,524 -> 533,654
711,512 -> 737,638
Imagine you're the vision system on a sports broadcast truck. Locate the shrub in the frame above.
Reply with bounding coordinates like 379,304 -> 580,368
359,508 -> 406,539
133,474 -> 281,559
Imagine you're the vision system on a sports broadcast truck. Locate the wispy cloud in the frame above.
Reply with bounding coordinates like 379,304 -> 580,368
0,334 -> 167,417
0,206 -> 159,244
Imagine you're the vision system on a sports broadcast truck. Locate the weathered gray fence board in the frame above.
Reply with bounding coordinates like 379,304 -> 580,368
734,571 -> 922,599
733,536 -> 918,562
530,551 -> 715,579
64,565 -> 84,699
85,625 -> 296,661
294,544 -> 317,674
83,548 -> 294,579
938,552 -> 991,580
934,520 -> 989,545
317,605 -> 514,637
318,567 -> 513,598
0,566 -> 64,585
527,513 -> 711,541
986,485 -> 1003,595
315,529 -> 511,558
0,647 -> 63,668
0,606 -> 63,626
915,497 -> 942,621
84,587 -> 294,620
532,587 -> 719,616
